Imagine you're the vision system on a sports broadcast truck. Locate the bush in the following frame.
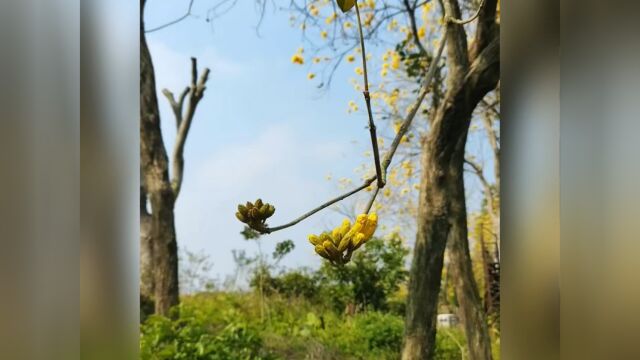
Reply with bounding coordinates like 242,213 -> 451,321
318,236 -> 409,312
140,301 -> 275,360
140,292 -> 476,360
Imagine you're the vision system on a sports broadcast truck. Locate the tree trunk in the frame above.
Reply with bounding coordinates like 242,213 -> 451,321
402,0 -> 499,355
403,132 -> 455,360
449,134 -> 493,360
140,1 -> 180,316
140,186 -> 154,314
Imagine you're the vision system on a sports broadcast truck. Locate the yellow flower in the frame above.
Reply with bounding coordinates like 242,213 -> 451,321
309,5 -> 319,16
418,26 -> 426,39
348,100 -> 358,112
364,13 -> 374,27
320,30 -> 328,39
346,55 -> 355,63
313,57 -> 322,64
326,13 -> 337,25
307,73 -> 316,80
367,0 -> 375,9
355,67 -> 363,75
388,19 -> 398,31
344,21 -> 353,29
391,52 -> 401,69
308,213 -> 378,264
291,53 -> 305,65
381,69 -> 388,77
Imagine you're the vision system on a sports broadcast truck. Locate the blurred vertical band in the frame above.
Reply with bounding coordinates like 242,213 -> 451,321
81,0 -> 139,359
561,0 -> 640,359
502,0 -> 560,359
0,0 -> 138,359
0,0 -> 82,359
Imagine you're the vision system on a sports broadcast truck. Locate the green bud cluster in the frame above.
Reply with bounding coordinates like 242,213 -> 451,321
235,199 -> 275,232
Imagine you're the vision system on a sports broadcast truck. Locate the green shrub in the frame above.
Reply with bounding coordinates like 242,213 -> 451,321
140,301 -> 276,360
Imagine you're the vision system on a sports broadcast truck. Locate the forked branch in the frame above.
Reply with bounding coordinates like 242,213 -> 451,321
162,57 -> 210,198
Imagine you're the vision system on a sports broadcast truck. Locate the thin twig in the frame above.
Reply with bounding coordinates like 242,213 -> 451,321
446,0 -> 485,25
264,177 -> 377,233
355,1 -> 384,188
145,0 -> 196,33
364,186 -> 380,214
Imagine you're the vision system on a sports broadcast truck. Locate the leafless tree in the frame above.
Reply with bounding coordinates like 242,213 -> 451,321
140,0 -> 210,316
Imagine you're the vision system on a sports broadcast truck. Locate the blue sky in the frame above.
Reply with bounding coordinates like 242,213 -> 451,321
144,0 -> 494,284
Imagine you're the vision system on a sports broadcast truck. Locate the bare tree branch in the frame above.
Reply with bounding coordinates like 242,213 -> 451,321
162,57 -> 210,198
354,1 -> 384,188
481,111 -> 500,189
404,0 -> 428,54
464,157 -> 491,193
447,0 -> 485,25
470,0 -> 498,60
145,0 -> 196,33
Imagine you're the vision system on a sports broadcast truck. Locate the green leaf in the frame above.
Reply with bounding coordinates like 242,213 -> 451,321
336,0 -> 356,13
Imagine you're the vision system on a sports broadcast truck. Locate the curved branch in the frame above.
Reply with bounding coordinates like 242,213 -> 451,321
446,0 -> 485,25
264,176 -> 377,233
145,0 -> 196,33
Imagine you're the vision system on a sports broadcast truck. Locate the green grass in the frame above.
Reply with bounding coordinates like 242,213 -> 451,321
140,292 -> 481,359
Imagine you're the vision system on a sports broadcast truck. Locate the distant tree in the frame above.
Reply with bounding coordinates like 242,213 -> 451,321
319,235 -> 409,312
140,0 -> 210,316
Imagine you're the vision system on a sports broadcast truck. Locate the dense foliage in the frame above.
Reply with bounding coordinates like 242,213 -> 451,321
140,292 -> 468,360
141,235 -> 499,359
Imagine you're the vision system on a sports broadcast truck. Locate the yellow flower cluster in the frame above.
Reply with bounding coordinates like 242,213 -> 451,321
348,100 -> 358,113
326,13 -> 337,25
291,50 -> 304,65
235,199 -> 276,232
309,213 -> 378,264
391,52 -> 401,70
309,4 -> 319,16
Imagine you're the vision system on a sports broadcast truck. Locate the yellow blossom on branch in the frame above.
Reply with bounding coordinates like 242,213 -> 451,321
326,13 -> 337,24
309,5 -> 319,16
308,213 -> 378,264
291,53 -> 305,65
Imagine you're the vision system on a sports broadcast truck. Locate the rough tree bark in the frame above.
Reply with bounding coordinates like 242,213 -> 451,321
402,0 -> 499,359
140,0 -> 210,316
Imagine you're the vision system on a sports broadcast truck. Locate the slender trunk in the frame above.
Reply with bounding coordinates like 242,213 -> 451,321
449,133 -> 493,359
140,2 -> 179,316
140,187 -> 154,315
402,134 -> 452,360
